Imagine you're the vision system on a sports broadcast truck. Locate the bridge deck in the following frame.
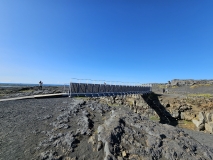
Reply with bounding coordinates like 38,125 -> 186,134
0,93 -> 68,102
0,91 -> 151,102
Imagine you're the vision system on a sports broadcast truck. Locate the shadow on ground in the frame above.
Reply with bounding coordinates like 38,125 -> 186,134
142,92 -> 178,126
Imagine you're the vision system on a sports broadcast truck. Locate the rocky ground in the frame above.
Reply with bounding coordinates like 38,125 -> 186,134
152,84 -> 213,133
152,83 -> 213,95
1,84 -> 213,160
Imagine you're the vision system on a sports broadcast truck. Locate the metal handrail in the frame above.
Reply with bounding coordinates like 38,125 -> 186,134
69,81 -> 152,97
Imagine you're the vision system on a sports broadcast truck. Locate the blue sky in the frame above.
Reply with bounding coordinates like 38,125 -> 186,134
1,0 -> 213,84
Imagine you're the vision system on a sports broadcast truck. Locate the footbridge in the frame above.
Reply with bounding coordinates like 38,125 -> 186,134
0,80 -> 152,102
68,82 -> 152,97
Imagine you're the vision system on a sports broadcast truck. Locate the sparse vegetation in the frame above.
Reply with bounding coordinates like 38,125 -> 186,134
20,89 -> 34,93
187,93 -> 213,98
158,85 -> 167,89
190,84 -> 211,89
178,120 -> 196,130
127,101 -> 133,106
171,86 -> 178,88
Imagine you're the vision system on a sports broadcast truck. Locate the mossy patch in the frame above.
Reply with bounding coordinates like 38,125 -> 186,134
149,115 -> 160,121
74,96 -> 90,100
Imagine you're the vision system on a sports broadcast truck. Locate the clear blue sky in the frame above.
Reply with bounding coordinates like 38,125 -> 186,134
1,0 -> 213,84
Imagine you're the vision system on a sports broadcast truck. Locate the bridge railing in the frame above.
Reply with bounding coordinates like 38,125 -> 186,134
68,81 -> 152,97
